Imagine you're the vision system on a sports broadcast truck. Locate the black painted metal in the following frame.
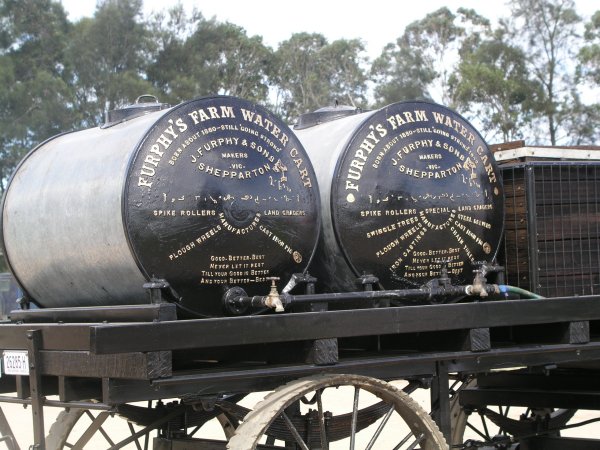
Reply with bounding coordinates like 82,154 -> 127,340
332,102 -> 505,289
0,396 -> 111,410
229,287 -> 432,311
26,330 -> 44,450
525,165 -> 540,292
154,437 -> 229,449
124,96 -> 321,316
431,361 -> 451,442
227,280 -> 502,312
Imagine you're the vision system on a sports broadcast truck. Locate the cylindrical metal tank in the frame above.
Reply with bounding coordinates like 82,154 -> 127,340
294,101 -> 504,292
2,96 -> 320,316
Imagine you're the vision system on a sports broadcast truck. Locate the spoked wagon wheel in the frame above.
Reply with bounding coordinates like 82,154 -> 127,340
450,379 -> 576,449
46,398 -> 247,450
228,374 -> 448,450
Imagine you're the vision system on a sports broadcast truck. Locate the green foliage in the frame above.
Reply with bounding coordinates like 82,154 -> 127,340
508,0 -> 582,145
0,0 -> 70,75
562,98 -> 600,144
272,33 -> 330,120
372,7 -> 490,107
148,12 -> 272,104
451,30 -> 540,142
579,11 -> 600,86
371,41 -> 436,105
318,39 -> 368,108
0,0 -> 599,195
65,0 -> 157,127
273,33 -> 368,122
576,12 -> 600,143
0,0 -> 74,191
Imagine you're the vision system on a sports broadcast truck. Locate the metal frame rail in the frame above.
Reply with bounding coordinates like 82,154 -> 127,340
0,295 -> 599,448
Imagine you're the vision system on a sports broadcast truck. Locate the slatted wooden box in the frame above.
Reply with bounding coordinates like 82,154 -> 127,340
500,161 -> 600,297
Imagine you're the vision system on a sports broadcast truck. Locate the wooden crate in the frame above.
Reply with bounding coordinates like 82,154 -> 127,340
501,162 -> 600,297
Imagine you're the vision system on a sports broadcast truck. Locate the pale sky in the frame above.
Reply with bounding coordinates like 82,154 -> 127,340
60,0 -> 600,59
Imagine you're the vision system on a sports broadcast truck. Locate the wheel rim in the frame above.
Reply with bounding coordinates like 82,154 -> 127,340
48,408 -> 157,450
46,399 -> 248,450
227,374 -> 448,450
450,379 -> 577,449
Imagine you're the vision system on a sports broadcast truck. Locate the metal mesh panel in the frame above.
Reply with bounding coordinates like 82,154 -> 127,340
501,162 -> 600,297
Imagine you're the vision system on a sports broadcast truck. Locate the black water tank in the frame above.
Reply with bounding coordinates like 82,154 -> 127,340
2,96 -> 320,315
294,100 -> 504,291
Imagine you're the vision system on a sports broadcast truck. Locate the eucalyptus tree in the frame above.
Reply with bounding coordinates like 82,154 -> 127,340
508,0 -> 582,145
148,8 -> 272,105
371,7 -> 490,108
451,28 -> 540,143
65,0 -> 157,127
0,0 -> 73,192
272,33 -> 368,122
566,10 -> 600,144
579,11 -> 600,86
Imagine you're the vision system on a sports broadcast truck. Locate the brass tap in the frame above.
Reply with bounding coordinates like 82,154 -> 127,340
264,277 -> 284,312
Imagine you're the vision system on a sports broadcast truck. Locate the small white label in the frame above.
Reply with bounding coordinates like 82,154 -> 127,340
3,350 -> 29,376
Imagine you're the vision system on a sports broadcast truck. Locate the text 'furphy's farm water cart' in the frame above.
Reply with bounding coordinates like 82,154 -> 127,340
0,95 -> 600,449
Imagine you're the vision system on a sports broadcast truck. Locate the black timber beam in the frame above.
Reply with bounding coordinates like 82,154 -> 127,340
40,351 -> 172,379
460,387 -> 600,410
476,370 -> 600,391
91,296 -> 600,354
0,296 -> 598,354
521,437 -> 600,450
102,343 -> 600,404
0,325 -> 91,351
9,303 -> 176,323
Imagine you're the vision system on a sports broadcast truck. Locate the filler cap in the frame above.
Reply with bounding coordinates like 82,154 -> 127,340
103,95 -> 170,128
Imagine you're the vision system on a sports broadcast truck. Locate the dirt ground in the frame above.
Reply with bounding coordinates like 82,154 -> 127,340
1,382 -> 599,449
